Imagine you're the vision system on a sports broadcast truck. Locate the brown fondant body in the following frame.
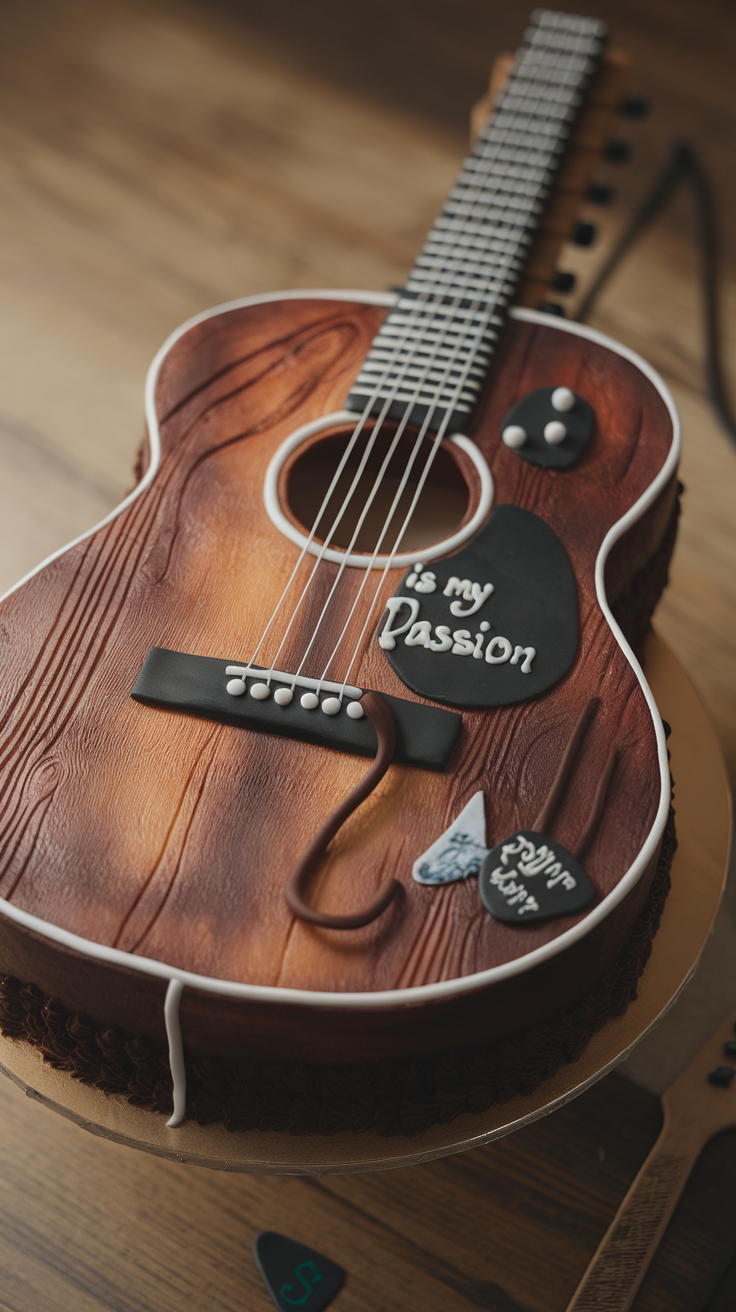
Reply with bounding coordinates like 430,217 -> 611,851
0,295 -> 677,1065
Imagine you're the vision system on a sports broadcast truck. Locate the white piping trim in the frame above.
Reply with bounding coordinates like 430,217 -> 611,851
263,412 -> 494,568
164,979 -> 186,1127
0,294 -> 680,1012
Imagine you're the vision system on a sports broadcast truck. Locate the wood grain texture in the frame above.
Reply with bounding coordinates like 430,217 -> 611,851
1,1065 -> 736,1312
568,1009 -> 736,1311
0,300 -> 674,1011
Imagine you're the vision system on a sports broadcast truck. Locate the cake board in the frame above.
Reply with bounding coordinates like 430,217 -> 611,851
0,634 -> 730,1176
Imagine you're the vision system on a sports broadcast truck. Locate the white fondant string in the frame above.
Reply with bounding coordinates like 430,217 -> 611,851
328,30 -> 597,684
164,978 -> 186,1128
282,194 -> 531,689
335,356 -> 478,693
291,300 -> 497,691
244,278 -> 470,677
247,21 -> 589,689
279,30 -> 574,685
259,251 -> 504,684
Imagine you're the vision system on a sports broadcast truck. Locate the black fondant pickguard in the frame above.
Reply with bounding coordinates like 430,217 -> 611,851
478,831 -> 596,924
381,504 -> 578,707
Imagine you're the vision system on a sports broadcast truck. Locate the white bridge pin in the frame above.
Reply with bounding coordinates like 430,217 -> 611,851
544,420 -> 567,445
226,678 -> 246,697
346,701 -> 365,720
274,687 -> 293,707
321,697 -> 342,716
300,692 -> 319,710
250,682 -> 271,700
551,386 -> 576,412
502,424 -> 527,449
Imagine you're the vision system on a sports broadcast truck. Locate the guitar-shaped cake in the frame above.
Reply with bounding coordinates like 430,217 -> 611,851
0,10 -> 680,1130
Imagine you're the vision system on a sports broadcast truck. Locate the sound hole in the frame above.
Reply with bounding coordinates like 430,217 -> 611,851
285,425 -> 470,556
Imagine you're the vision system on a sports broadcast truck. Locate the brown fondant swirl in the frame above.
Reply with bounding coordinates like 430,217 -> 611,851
0,809 -> 676,1138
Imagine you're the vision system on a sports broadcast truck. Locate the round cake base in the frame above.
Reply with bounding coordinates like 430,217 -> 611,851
0,635 -> 729,1175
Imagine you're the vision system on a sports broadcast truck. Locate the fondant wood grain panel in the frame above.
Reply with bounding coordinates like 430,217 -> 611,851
0,299 -> 674,995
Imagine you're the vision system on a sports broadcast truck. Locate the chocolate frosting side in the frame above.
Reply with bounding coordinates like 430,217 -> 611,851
0,808 -> 676,1139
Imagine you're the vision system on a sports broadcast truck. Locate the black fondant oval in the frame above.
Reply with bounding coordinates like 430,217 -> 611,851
381,504 -> 578,707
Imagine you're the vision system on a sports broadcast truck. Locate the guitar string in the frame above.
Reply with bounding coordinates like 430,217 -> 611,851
309,178 -> 547,693
327,32 -> 593,691
248,20 -> 594,690
278,36 -> 567,690
241,296 -> 439,674
321,137 -> 564,689
248,18 -> 575,683
256,86 -> 554,692
283,23 -> 591,693
262,320 -> 461,684
294,294 -> 509,689
282,167 -> 538,692
286,202 -> 533,691
242,213 -> 508,675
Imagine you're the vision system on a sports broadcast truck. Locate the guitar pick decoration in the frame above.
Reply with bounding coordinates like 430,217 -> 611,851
412,791 -> 488,884
254,1231 -> 345,1312
478,831 -> 596,924
382,504 -> 578,709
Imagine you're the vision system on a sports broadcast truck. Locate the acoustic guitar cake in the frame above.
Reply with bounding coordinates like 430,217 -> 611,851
0,9 -> 680,1136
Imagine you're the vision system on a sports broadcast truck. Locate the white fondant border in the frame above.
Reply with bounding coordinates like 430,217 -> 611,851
0,292 -> 680,1015
263,411 -> 494,568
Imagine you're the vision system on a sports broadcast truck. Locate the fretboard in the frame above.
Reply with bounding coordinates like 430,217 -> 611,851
345,9 -> 606,434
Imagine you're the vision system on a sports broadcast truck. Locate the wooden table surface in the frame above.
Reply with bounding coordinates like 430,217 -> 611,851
0,1 -> 735,1308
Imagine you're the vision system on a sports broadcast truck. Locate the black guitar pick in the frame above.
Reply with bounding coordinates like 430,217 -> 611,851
479,831 -> 596,924
254,1231 -> 345,1312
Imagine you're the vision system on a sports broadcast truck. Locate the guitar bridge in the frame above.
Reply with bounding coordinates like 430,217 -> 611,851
132,648 -> 462,771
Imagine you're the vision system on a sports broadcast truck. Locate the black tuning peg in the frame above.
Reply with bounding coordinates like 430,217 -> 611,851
604,139 -> 630,163
572,221 -> 596,248
552,270 -> 576,293
620,95 -> 650,119
587,183 -> 612,205
538,301 -> 566,317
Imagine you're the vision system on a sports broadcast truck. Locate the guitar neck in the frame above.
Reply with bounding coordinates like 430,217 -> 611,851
345,9 -> 606,434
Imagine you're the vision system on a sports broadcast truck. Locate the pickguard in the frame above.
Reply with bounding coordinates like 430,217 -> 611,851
380,504 -> 578,707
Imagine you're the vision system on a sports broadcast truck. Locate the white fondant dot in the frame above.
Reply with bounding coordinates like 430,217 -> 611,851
274,687 -> 293,706
322,696 -> 342,716
502,424 -> 527,449
480,621 -> 490,632
346,701 -> 365,720
301,692 -> 319,710
250,682 -> 271,700
226,678 -> 246,697
544,420 -> 567,445
551,386 -> 576,412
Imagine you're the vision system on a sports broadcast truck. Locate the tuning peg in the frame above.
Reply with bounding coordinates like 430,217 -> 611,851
552,271 -> 576,293
620,95 -> 650,119
587,183 -> 612,206
604,139 -> 630,163
572,222 -> 596,248
538,301 -> 566,317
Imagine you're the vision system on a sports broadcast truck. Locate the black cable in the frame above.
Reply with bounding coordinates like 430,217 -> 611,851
575,141 -> 736,451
